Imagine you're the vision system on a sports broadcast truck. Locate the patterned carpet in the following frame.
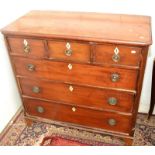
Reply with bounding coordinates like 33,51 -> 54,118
0,111 -> 155,146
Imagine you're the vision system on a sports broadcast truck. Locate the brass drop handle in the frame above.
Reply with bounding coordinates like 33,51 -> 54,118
69,85 -> 74,92
36,106 -> 44,113
72,107 -> 76,112
27,64 -> 35,71
111,73 -> 120,82
112,47 -> 120,62
112,54 -> 120,62
65,42 -> 72,56
108,97 -> 117,106
32,86 -> 40,93
108,119 -> 117,126
23,39 -> 30,53
65,49 -> 72,56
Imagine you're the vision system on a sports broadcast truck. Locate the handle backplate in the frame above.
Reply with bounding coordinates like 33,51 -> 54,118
36,106 -> 44,113
65,42 -> 72,56
32,86 -> 40,93
111,73 -> 120,82
27,64 -> 35,71
23,39 -> 30,53
108,119 -> 117,126
112,47 -> 120,62
108,97 -> 117,106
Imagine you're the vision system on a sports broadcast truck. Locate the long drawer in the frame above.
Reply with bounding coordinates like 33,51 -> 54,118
23,98 -> 133,134
19,78 -> 135,113
12,57 -> 138,90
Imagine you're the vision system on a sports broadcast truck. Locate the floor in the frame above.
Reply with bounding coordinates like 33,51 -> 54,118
0,110 -> 155,146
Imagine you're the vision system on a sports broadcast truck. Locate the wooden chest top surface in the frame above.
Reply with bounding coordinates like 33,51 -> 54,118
1,10 -> 152,45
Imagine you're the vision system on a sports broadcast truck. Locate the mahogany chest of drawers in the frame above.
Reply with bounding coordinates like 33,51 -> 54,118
1,11 -> 152,145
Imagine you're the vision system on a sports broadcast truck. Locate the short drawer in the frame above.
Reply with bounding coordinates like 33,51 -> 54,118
95,44 -> 141,67
47,40 -> 90,62
20,78 -> 135,113
12,57 -> 138,90
7,37 -> 45,58
23,98 -> 133,134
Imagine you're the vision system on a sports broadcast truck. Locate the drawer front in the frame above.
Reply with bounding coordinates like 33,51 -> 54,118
95,44 -> 141,66
20,78 -> 134,113
8,37 -> 45,58
23,98 -> 132,133
47,40 -> 90,62
13,57 -> 138,90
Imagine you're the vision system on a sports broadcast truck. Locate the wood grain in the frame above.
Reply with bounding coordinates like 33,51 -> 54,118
19,77 -> 135,113
1,11 -> 152,45
47,40 -> 90,62
95,44 -> 141,67
12,56 -> 138,90
1,11 -> 152,145
23,98 -> 133,134
7,37 -> 46,58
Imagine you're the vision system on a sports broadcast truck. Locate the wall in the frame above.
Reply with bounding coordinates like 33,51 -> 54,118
0,0 -> 154,133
